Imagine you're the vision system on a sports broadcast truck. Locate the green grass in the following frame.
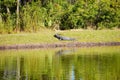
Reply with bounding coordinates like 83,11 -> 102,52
0,30 -> 120,45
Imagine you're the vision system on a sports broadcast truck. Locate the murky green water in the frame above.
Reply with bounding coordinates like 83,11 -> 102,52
0,46 -> 120,80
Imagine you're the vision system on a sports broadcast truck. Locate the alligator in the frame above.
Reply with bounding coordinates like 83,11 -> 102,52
54,34 -> 75,41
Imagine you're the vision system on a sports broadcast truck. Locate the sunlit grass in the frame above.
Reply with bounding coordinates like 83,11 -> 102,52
62,30 -> 120,42
0,30 -> 120,45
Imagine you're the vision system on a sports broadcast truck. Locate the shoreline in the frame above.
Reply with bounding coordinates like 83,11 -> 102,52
0,42 -> 120,50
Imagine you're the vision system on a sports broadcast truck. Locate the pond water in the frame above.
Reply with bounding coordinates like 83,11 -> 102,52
0,46 -> 120,80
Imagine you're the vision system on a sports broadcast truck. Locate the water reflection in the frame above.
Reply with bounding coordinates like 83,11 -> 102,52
0,47 -> 120,80
55,49 -> 75,55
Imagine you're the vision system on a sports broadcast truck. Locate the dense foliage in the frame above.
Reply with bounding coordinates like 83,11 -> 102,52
0,0 -> 120,33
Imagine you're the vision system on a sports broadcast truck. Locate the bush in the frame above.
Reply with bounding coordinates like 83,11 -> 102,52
0,0 -> 120,33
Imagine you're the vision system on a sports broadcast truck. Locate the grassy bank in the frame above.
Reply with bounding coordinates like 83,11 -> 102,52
0,30 -> 120,45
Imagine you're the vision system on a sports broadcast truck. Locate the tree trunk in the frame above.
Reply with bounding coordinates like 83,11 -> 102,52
16,0 -> 20,32
6,6 -> 10,14
0,14 -> 2,23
